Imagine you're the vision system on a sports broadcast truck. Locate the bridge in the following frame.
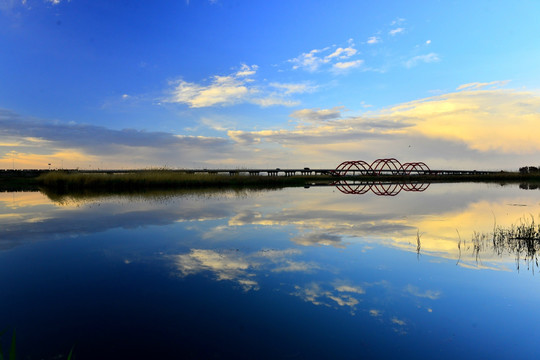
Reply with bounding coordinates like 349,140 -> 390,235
1,158 -> 503,177
143,158 -> 499,176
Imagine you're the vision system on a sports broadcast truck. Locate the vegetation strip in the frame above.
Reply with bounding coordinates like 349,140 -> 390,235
1,169 -> 540,192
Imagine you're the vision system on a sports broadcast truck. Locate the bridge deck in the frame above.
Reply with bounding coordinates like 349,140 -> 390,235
1,169 -> 504,177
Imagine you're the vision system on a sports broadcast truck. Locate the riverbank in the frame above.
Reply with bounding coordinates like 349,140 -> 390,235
2,169 -> 540,192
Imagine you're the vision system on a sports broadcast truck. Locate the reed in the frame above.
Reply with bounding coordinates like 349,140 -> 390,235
36,170 -> 322,192
470,216 -> 540,272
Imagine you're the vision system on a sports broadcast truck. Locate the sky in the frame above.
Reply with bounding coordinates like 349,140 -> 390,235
1,0 -> 540,170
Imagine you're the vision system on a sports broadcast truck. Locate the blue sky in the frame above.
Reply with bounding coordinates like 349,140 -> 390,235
1,0 -> 540,169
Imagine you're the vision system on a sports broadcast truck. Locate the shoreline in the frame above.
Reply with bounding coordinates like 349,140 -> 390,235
1,169 -> 540,192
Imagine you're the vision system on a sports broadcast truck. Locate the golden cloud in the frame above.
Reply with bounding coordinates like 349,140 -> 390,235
225,86 -> 540,168
1,150 -> 98,170
380,88 -> 540,153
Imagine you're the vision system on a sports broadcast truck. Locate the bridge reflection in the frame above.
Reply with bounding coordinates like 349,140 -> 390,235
332,180 -> 430,196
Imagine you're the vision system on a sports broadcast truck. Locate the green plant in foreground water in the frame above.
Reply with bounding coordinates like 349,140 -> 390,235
469,215 -> 540,272
0,329 -> 74,360
0,329 -> 16,360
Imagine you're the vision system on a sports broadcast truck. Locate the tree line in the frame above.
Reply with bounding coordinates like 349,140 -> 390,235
519,166 -> 540,174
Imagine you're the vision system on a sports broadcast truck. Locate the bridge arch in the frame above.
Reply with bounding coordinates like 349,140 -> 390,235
333,160 -> 372,176
333,158 -> 431,176
398,162 -> 431,175
370,158 -> 402,175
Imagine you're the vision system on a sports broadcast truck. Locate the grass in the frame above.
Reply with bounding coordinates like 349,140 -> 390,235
36,170 -> 322,191
471,215 -> 540,272
491,216 -> 540,270
35,170 -> 332,203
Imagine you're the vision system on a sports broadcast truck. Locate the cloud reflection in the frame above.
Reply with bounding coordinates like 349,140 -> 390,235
292,283 -> 361,312
174,249 -> 260,291
172,248 -> 319,291
405,285 -> 441,300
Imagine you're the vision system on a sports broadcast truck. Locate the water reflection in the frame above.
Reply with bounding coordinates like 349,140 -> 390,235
1,183 -> 540,271
520,183 -> 540,190
332,180 -> 430,196
2,183 -> 540,358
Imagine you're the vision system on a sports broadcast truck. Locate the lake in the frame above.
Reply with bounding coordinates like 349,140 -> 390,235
1,182 -> 540,359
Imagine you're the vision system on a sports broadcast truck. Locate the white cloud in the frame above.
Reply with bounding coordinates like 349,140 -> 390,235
389,27 -> 405,36
169,65 -> 255,108
198,117 -> 231,132
46,0 -> 70,5
367,36 -> 380,44
326,46 -> 357,60
290,107 -> 343,122
235,63 -> 257,77
456,80 -> 509,91
288,40 -> 363,73
404,53 -> 440,68
289,48 -> 330,72
269,82 -> 315,94
250,97 -> 300,107
168,64 -> 302,108
333,59 -> 364,71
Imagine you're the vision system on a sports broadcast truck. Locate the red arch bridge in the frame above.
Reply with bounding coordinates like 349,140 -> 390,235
50,158 -> 500,177
331,158 -> 431,176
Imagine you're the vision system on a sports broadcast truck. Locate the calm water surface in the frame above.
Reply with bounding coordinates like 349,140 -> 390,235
1,183 -> 540,359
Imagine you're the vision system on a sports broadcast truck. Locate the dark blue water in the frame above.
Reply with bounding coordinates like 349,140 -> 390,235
1,184 -> 540,359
